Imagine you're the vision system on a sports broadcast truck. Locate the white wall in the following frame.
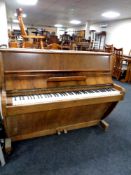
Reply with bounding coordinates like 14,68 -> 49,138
105,19 -> 131,54
90,19 -> 131,54
0,0 -> 8,45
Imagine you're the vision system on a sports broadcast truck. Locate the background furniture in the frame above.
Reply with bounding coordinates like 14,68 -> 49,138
122,55 -> 131,83
47,43 -> 61,50
16,8 -> 45,49
104,44 -> 114,74
104,44 -> 114,53
112,47 -> 127,80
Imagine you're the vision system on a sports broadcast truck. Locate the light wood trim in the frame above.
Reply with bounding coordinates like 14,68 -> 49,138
47,76 -> 86,82
0,48 -> 111,55
7,94 -> 123,116
113,83 -> 126,95
5,70 -> 110,73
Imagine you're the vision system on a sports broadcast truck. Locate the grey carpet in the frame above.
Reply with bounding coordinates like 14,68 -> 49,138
0,80 -> 131,175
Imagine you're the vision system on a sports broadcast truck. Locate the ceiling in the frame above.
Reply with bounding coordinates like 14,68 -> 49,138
5,0 -> 131,27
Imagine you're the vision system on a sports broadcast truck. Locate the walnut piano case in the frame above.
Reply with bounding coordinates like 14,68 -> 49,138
0,49 -> 125,142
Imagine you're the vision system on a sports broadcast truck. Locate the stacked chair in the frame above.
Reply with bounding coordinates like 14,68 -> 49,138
112,47 -> 127,80
16,8 -> 45,49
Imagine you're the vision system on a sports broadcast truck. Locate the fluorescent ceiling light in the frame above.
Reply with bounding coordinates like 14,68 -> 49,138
16,0 -> 38,6
70,20 -> 81,25
102,11 -> 120,18
54,24 -> 63,28
14,13 -> 27,18
13,19 -> 19,23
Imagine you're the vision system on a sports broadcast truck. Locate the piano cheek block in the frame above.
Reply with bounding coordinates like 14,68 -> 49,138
0,49 -> 125,142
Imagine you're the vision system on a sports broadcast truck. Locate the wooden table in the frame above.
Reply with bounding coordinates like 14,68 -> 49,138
61,45 -> 70,50
122,55 -> 131,83
77,42 -> 89,50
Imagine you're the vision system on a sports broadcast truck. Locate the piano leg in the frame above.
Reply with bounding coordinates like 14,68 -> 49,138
99,120 -> 109,131
57,130 -> 61,135
5,138 -> 12,155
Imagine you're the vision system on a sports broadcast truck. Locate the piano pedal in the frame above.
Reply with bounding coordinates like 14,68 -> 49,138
99,120 -> 109,131
57,131 -> 61,135
64,129 -> 67,134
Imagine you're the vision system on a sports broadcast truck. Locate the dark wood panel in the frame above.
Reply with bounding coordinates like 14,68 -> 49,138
3,52 -> 110,71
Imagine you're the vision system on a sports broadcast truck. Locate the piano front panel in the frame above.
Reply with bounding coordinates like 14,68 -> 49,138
6,102 -> 117,141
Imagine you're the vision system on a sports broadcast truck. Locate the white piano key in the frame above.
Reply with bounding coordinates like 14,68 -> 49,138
12,88 -> 121,106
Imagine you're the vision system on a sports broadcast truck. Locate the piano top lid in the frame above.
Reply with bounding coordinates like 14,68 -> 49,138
0,48 -> 111,56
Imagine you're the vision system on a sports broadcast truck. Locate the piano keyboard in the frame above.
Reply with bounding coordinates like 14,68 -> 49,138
12,88 -> 121,106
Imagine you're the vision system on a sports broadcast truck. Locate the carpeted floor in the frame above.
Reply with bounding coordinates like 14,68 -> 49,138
0,80 -> 131,175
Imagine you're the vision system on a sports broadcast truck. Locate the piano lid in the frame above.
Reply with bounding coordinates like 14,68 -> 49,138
0,48 -> 111,56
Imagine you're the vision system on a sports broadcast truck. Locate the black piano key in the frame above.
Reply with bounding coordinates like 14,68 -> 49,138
55,93 -> 59,97
44,94 -> 48,98
111,88 -> 115,91
95,90 -> 99,92
83,91 -> 88,94
87,90 -> 92,93
65,92 -> 69,96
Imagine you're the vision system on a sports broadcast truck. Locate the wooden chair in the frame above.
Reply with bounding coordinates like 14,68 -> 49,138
104,44 -> 114,53
113,47 -> 127,80
16,8 -> 45,49
104,44 -> 114,73
9,41 -> 19,48
47,43 -> 61,50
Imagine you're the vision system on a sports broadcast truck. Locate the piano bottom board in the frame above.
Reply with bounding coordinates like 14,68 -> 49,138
5,102 -> 117,141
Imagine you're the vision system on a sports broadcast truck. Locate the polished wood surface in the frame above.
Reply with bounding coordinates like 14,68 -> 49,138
0,49 -> 125,142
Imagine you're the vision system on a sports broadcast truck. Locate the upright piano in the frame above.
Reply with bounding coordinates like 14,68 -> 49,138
0,49 -> 125,142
